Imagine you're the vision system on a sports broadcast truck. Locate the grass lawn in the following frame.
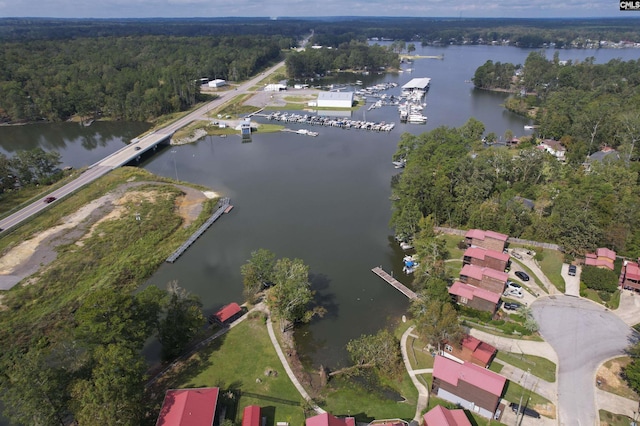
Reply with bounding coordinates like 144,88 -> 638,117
156,317 -> 306,426
503,380 -> 552,409
489,362 -> 504,374
599,410 -> 634,426
440,234 -> 466,260
495,352 -> 556,383
406,335 -> 434,370
536,249 -> 565,292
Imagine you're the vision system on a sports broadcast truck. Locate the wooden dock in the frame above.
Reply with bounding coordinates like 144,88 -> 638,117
371,267 -> 418,300
166,197 -> 232,263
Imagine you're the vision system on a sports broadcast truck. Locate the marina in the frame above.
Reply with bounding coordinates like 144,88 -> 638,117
166,197 -> 232,263
262,111 -> 396,132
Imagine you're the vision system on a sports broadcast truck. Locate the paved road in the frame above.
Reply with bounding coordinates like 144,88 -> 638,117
532,296 -> 637,426
0,60 -> 285,233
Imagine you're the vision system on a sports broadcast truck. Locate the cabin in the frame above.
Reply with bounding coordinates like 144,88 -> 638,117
316,92 -> 354,108
462,247 -> 510,272
621,260 -> 640,291
211,302 -> 243,325
464,229 -> 509,252
242,405 -> 261,426
459,264 -> 508,294
306,412 -> 356,426
448,282 -> 500,314
441,335 -> 497,368
423,405 -> 471,426
584,248 -> 616,271
156,387 -> 219,426
431,356 -> 506,420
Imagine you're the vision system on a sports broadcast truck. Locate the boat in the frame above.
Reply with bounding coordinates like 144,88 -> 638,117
408,114 -> 427,124
524,125 -> 534,130
400,241 -> 413,250
392,159 -> 406,169
403,255 -> 419,274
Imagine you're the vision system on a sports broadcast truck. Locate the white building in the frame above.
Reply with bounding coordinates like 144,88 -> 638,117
316,92 -> 354,108
265,83 -> 287,92
208,79 -> 227,88
401,77 -> 431,92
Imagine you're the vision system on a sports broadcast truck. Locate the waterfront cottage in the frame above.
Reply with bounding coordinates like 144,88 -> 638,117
431,355 -> 506,420
464,229 -> 509,252
441,334 -> 497,368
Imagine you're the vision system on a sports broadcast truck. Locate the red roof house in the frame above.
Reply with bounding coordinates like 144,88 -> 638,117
212,302 -> 242,324
306,413 -> 356,426
156,387 -> 219,426
431,355 -> 506,419
242,405 -> 261,426
448,281 -> 501,314
442,335 -> 497,368
423,405 -> 471,426
621,261 -> 640,291
462,247 -> 510,272
585,248 -> 616,271
459,264 -> 508,294
464,229 -> 509,252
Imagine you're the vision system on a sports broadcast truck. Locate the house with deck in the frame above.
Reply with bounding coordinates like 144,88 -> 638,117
459,264 -> 508,294
431,355 -> 506,420
423,406 -> 471,426
448,281 -> 500,314
584,248 -> 616,271
621,260 -> 640,291
441,335 -> 497,368
464,229 -> 509,252
156,387 -> 219,426
462,247 -> 510,272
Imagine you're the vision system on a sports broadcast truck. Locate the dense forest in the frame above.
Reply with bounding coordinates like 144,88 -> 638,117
0,34 -> 290,123
285,41 -> 399,78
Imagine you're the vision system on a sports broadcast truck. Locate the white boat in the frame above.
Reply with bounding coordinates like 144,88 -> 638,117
524,125 -> 534,130
408,114 -> 427,124
403,255 -> 419,274
393,159 -> 406,169
400,241 -> 413,250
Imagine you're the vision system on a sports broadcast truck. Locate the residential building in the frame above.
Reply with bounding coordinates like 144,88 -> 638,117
537,139 -> 566,161
441,335 -> 497,368
621,260 -> 640,291
431,356 -> 506,419
459,264 -> 508,294
306,412 -> 356,426
242,405 -> 261,426
423,405 -> 472,426
316,92 -> 354,108
448,281 -> 500,314
584,248 -> 616,271
462,247 -> 510,272
156,387 -> 219,426
464,229 -> 509,252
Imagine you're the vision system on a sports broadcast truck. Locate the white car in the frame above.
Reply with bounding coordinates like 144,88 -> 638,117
504,287 -> 524,298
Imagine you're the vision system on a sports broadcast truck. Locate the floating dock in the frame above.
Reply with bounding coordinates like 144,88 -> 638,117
371,266 -> 417,300
166,197 -> 232,263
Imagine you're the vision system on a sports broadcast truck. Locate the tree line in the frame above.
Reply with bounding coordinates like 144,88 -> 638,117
285,41 -> 399,78
0,148 -> 62,192
0,34 -> 290,123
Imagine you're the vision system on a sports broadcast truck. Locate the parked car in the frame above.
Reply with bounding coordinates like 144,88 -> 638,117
509,402 -> 541,419
515,271 -> 530,281
505,288 -> 524,298
568,265 -> 577,276
507,281 -> 522,290
134,146 -> 141,151
43,196 -> 56,203
503,302 -> 521,311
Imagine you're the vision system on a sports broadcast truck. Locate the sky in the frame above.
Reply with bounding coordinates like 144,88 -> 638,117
0,0 -> 632,19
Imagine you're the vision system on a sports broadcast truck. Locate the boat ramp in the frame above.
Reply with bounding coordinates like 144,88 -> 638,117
371,266 -> 417,300
166,197 -> 232,263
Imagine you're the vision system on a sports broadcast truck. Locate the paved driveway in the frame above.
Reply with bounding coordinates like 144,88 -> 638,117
561,263 -> 580,297
532,296 -> 637,426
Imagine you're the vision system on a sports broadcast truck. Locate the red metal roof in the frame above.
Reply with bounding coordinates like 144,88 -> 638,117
625,262 -> 640,280
242,405 -> 261,426
464,229 -> 508,242
460,264 -> 508,282
423,405 -> 472,426
214,302 -> 242,323
463,247 -> 510,263
596,248 -> 617,260
156,387 -> 219,426
433,355 -> 506,397
449,282 -> 501,304
461,335 -> 496,365
306,413 -> 355,426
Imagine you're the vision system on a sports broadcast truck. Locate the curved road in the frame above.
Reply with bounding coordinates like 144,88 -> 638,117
532,295 -> 638,426
0,60 -> 285,233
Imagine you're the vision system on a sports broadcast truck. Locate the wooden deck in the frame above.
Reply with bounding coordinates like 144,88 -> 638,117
166,197 -> 231,263
371,267 -> 418,300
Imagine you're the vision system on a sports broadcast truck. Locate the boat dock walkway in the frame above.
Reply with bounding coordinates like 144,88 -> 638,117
166,197 -> 232,263
371,267 -> 418,300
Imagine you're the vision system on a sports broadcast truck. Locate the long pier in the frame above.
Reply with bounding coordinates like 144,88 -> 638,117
371,267 -> 418,300
166,197 -> 232,263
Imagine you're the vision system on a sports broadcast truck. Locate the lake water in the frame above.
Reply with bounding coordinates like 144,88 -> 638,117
2,45 -> 640,373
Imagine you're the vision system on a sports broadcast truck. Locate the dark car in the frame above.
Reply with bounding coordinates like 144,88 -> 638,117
568,265 -> 577,276
509,402 -> 541,418
503,302 -> 521,311
515,271 -> 530,281
43,196 -> 56,204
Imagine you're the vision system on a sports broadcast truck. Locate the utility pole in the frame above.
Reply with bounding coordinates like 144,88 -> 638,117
515,369 -> 530,426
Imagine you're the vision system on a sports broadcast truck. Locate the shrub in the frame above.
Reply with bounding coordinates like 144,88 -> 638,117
582,265 -> 618,293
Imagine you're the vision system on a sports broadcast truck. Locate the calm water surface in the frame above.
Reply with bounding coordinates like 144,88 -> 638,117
2,46 -> 640,373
